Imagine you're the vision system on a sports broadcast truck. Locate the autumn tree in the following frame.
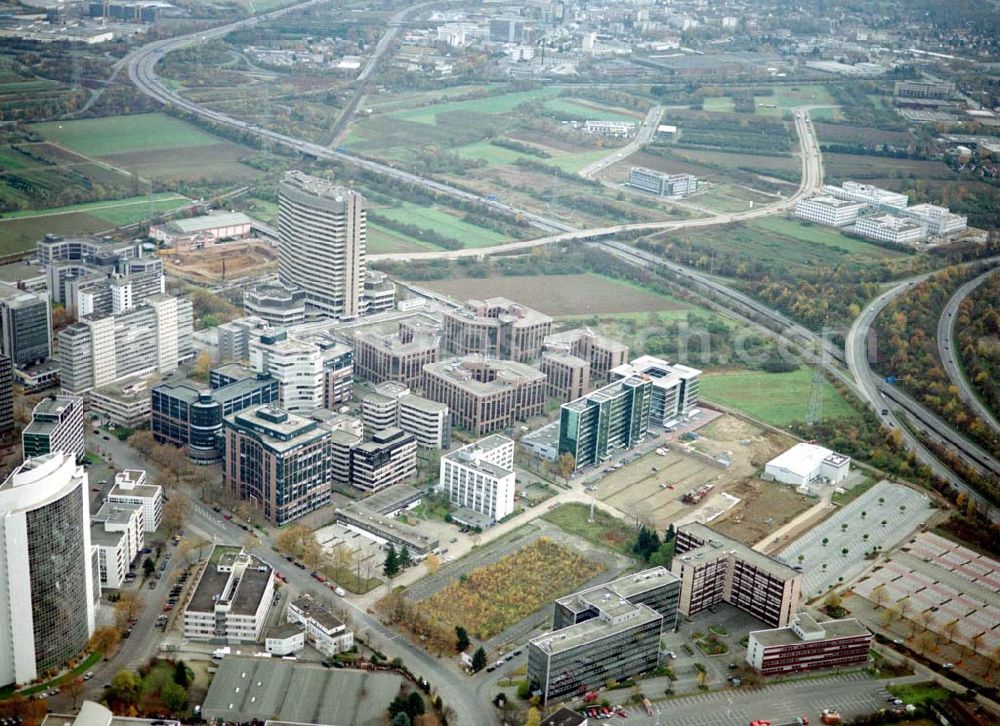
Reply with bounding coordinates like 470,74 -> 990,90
161,682 -> 188,712
114,591 -> 143,629
162,492 -> 190,536
524,708 -> 542,726
66,677 -> 85,709
89,625 -> 122,658
191,351 -> 213,381
556,452 -> 576,480
424,553 -> 440,575
108,670 -> 141,708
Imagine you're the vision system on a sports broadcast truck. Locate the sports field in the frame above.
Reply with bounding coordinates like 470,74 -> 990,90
30,113 -> 221,156
0,193 -> 190,253
416,273 -> 684,316
699,368 -> 856,426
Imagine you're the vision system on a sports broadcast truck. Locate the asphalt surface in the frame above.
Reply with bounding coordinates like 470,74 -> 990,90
937,267 -> 1000,436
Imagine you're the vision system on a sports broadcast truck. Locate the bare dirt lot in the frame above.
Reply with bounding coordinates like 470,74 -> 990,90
164,240 -> 276,283
416,273 -> 683,316
710,480 -> 814,546
595,415 -> 794,531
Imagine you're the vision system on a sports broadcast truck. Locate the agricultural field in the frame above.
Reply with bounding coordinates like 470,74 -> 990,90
745,216 -> 906,257
28,113 -> 260,184
372,202 -> 510,249
541,96 -> 643,122
388,88 -> 562,125
0,193 -> 191,254
418,537 -> 601,640
814,123 -> 913,146
822,153 -> 953,183
414,273 -> 684,316
698,368 -> 857,427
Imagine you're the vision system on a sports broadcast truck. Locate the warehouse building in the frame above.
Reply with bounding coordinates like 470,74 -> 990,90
149,211 -> 254,250
764,443 -> 850,488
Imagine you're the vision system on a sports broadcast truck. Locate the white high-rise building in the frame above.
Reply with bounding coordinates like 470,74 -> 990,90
439,435 -> 516,524
249,328 -> 324,412
0,453 -> 96,687
278,171 -> 366,320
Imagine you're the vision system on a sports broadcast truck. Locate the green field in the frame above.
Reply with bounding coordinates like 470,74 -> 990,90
699,368 -> 856,426
703,96 -> 736,112
374,202 -> 510,248
542,97 -> 641,123
389,88 -> 561,125
746,216 -> 904,257
453,140 -> 529,167
367,223 -> 440,254
30,113 -> 222,156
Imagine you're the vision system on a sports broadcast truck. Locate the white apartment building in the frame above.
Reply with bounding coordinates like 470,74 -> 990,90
108,469 -> 162,532
822,181 -> 909,210
899,204 -> 967,236
184,547 -> 274,644
93,501 -> 144,566
249,329 -> 324,412
0,453 -> 96,687
439,434 -> 516,524
90,524 -> 131,589
854,214 -> 927,246
287,595 -> 354,657
794,196 -> 866,228
277,171 -> 366,320
361,382 -> 450,449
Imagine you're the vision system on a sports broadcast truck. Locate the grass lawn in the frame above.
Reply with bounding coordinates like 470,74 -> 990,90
367,223 -> 441,254
0,193 -> 188,220
699,368 -> 857,427
542,97 -> 642,122
542,502 -> 636,553
0,651 -> 103,698
453,140 -> 529,168
746,216 -> 905,258
30,113 -> 222,157
703,97 -> 735,112
389,88 -> 561,125
886,682 -> 951,707
697,188 -> 759,213
209,544 -> 241,565
375,202 -> 510,248
545,149 -> 619,174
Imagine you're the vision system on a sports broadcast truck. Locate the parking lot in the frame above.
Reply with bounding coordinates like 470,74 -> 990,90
778,480 -> 934,599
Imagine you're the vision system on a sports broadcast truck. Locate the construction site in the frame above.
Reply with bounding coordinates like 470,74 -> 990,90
161,239 -> 277,284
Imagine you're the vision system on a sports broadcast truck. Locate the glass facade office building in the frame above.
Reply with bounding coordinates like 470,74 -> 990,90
558,375 -> 651,469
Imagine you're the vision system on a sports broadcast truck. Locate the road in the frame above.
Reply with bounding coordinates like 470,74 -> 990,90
937,267 -> 1000,436
577,104 -> 663,179
845,267 -> 1000,523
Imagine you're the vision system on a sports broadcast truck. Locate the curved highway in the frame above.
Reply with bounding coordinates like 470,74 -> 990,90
846,264 -> 1000,523
937,267 -> 1000,436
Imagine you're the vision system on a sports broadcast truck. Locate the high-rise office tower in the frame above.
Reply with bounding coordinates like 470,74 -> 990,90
278,171 -> 366,320
0,452 -> 96,687
0,354 -> 12,442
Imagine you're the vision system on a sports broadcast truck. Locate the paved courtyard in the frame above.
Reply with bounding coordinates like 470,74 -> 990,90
778,481 -> 934,598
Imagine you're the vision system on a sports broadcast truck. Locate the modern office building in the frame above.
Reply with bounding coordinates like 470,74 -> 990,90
893,79 -> 956,100
746,613 -> 871,676
628,168 -> 698,198
184,546 -> 274,643
0,354 -> 12,442
350,427 -> 417,494
794,195 -> 867,227
277,170 -> 366,320
36,234 -> 136,267
672,523 -> 801,628
223,405 -> 333,525
249,328 -> 324,412
544,328 -> 628,381
353,322 -> 440,387
529,567 -> 680,703
764,443 -> 850,487
609,355 -> 701,428
50,255 -> 164,320
152,365 -> 279,463
362,270 -> 396,314
287,330 -> 355,409
22,395 -> 85,460
90,501 -> 144,589
242,284 -> 306,327
558,375 -> 652,469
107,469 -> 162,532
57,295 -> 193,395
439,435 -> 516,524
0,453 -> 96,687
540,351 -> 590,401
442,297 -> 553,363
854,213 -> 927,246
423,355 -> 546,435
361,382 -> 449,449
87,376 -> 153,427
821,182 -> 909,210
287,595 -> 354,657
0,283 -> 51,368
898,203 -> 967,236
217,316 -> 269,364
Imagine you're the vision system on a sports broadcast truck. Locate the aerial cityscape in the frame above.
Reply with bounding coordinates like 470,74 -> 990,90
0,0 -> 999,725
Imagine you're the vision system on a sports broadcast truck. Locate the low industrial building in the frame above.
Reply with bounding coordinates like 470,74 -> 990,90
794,195 -> 867,228
673,524 -> 801,628
184,546 -> 274,643
22,395 -> 84,460
854,213 -> 927,246
439,435 -> 516,524
87,377 -> 153,427
150,211 -> 254,249
628,167 -> 698,198
335,485 -> 439,557
287,594 -> 354,656
265,622 -> 306,656
746,613 -> 872,676
107,469 -> 162,533
764,443 -> 850,487
520,420 -> 561,461
529,568 -> 681,703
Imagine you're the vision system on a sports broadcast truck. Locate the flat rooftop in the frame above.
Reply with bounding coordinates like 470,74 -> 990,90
336,506 -> 438,552
291,594 -> 343,632
424,356 -> 544,394
556,567 -> 679,613
158,211 -> 253,234
679,523 -> 799,580
750,617 -> 870,648
201,656 -> 402,726
531,603 -> 661,655
356,483 -> 422,515
802,195 -> 866,209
